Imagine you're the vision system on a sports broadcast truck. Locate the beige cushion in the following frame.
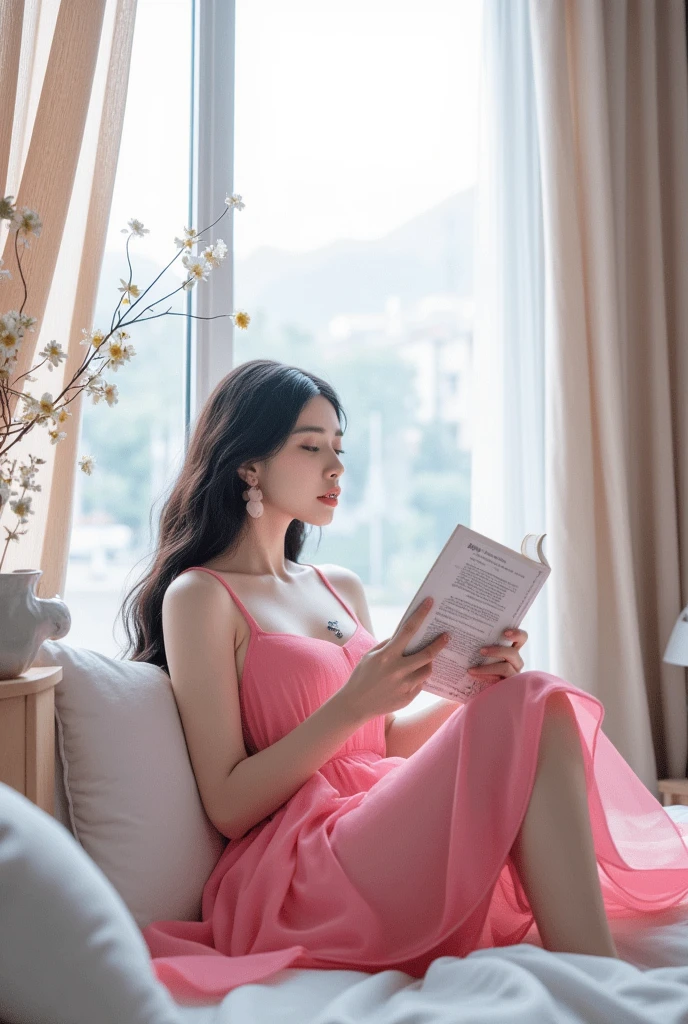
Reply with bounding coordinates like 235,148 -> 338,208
33,640 -> 227,929
0,782 -> 183,1024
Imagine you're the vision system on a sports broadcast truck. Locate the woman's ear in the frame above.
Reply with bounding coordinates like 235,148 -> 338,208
237,463 -> 258,485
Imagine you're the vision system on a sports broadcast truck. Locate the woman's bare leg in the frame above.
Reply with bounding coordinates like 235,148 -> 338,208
509,690 -> 620,958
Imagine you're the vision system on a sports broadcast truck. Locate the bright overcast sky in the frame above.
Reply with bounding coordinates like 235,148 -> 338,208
106,0 -> 483,266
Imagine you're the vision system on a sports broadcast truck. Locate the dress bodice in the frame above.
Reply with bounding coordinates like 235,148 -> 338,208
177,563 -> 387,795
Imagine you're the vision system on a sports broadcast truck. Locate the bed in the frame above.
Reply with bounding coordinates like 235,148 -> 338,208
172,883 -> 688,1023
3,640 -> 688,1024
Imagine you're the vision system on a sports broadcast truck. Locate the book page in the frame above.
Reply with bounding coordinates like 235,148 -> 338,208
398,526 -> 550,703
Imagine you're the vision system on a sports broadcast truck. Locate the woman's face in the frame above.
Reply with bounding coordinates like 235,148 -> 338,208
249,394 -> 346,525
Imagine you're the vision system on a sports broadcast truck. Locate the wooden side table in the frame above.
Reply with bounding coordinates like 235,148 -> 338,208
0,665 -> 62,815
658,779 -> 688,807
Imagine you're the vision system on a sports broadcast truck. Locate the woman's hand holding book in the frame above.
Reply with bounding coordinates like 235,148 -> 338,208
338,597 -> 450,724
467,628 -> 529,686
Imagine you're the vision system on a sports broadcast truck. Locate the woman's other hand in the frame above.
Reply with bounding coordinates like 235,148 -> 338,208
467,628 -> 528,685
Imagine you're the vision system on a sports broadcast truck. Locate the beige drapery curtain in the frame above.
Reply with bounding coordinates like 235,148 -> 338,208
528,0 -> 688,795
0,0 -> 138,600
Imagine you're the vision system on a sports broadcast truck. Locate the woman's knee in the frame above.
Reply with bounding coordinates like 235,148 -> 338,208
539,691 -> 584,760
481,674 -> 578,731
505,673 -> 577,717
543,689 -> 575,717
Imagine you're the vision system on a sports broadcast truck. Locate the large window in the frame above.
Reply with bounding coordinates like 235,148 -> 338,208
63,0 -> 484,699
63,0 -> 193,656
233,0 -> 483,704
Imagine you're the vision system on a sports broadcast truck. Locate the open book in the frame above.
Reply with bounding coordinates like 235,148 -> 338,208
397,526 -> 550,703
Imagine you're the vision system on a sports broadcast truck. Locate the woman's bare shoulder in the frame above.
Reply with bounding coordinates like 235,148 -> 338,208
313,563 -> 373,630
313,562 -> 363,586
163,569 -> 245,641
164,567 -> 224,598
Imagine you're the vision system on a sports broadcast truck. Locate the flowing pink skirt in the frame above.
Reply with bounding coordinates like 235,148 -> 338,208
144,671 -> 688,1002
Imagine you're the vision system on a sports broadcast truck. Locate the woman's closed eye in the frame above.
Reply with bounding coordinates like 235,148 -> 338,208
302,445 -> 346,455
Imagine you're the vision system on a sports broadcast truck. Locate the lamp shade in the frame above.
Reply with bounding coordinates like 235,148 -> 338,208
663,605 -> 688,666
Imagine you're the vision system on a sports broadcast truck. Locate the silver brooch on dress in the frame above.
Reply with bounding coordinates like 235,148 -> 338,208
327,619 -> 344,638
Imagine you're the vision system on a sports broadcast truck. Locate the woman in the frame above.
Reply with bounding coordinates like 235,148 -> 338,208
121,359 -> 688,1002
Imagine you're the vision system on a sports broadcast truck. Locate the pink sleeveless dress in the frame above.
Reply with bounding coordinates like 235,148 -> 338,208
143,563 -> 688,1002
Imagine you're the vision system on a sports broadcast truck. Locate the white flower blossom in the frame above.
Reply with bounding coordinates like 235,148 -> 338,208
0,196 -> 16,221
19,313 -> 37,332
174,226 -> 198,250
201,238 -> 228,267
225,193 -> 245,211
10,495 -> 34,523
232,311 -> 251,330
88,377 -> 118,406
18,459 -> 41,492
38,392 -> 56,417
18,393 -> 43,421
120,218 -> 149,237
14,208 -> 42,246
80,327 -> 107,349
0,258 -> 10,282
79,455 -> 96,475
102,383 -> 118,406
20,392 -> 58,425
48,429 -> 67,445
39,339 -> 67,371
105,335 -> 135,372
117,278 -> 140,305
181,254 -> 211,287
0,311 -> 22,360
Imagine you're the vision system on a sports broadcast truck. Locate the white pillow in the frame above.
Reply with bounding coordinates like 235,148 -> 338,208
0,782 -> 183,1024
32,640 -> 227,929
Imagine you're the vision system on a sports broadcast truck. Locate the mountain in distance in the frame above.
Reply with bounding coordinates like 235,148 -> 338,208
234,186 -> 475,336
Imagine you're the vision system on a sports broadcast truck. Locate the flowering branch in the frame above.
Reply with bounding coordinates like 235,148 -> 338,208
0,192 -> 250,570
110,232 -> 135,333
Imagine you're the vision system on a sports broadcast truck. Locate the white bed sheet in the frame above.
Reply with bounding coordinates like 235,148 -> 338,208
172,805 -> 688,1024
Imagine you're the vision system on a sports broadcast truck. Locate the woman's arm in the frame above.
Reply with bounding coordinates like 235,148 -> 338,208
383,698 -> 462,758
324,565 -> 463,758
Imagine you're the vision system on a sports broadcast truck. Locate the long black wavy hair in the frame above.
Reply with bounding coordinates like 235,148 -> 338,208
118,359 -> 348,673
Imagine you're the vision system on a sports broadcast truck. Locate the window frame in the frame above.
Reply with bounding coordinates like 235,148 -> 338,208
186,0 -> 236,440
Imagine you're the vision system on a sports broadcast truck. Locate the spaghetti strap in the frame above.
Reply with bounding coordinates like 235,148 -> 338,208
178,566 -> 265,635
305,562 -> 360,624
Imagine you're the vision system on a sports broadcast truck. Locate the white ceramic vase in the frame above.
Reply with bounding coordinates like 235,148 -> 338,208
0,570 -> 71,680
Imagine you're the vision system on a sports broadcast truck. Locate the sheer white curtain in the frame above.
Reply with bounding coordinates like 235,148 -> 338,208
470,0 -> 549,675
